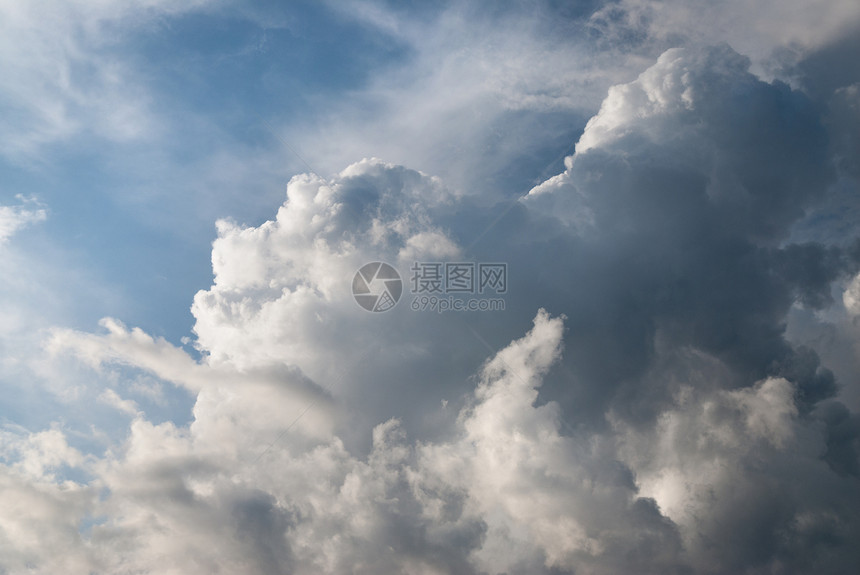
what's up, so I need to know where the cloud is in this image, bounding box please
[190,158,459,375]
[0,197,45,244]
[587,0,860,72]
[98,389,141,417]
[0,425,95,572]
[286,1,646,199]
[274,0,860,207]
[0,468,95,573]
[418,310,686,574]
[613,375,860,573]
[843,272,860,315]
[519,44,853,427]
[0,0,210,161]
[516,43,860,570]
[23,305,860,573]
[3,28,860,575]
[47,317,338,448]
[0,310,681,574]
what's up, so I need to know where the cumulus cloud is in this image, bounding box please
[515,45,860,572]
[191,158,459,375]
[279,0,860,204]
[419,310,686,574]
[520,45,852,425]
[5,309,683,574]
[16,306,860,573]
[3,27,860,575]
[614,376,860,573]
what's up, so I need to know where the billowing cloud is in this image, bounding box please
[10,309,684,574]
[521,44,851,424]
[2,15,860,575]
[191,158,459,374]
[614,376,860,572]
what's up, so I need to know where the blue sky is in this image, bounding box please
[2,1,860,573]
[1,1,411,339]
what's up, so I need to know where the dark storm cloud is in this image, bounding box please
[502,44,854,418]
[493,44,860,572]
[780,24,860,243]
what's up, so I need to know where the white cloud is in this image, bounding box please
[0,468,95,573]
[191,158,459,377]
[843,272,860,316]
[0,426,84,480]
[47,318,338,446]
[26,305,853,574]
[98,389,141,417]
[572,46,750,154]
[0,310,682,574]
[614,375,860,572]
[0,197,46,244]
[419,310,685,574]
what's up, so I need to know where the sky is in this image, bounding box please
[1,0,860,573]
